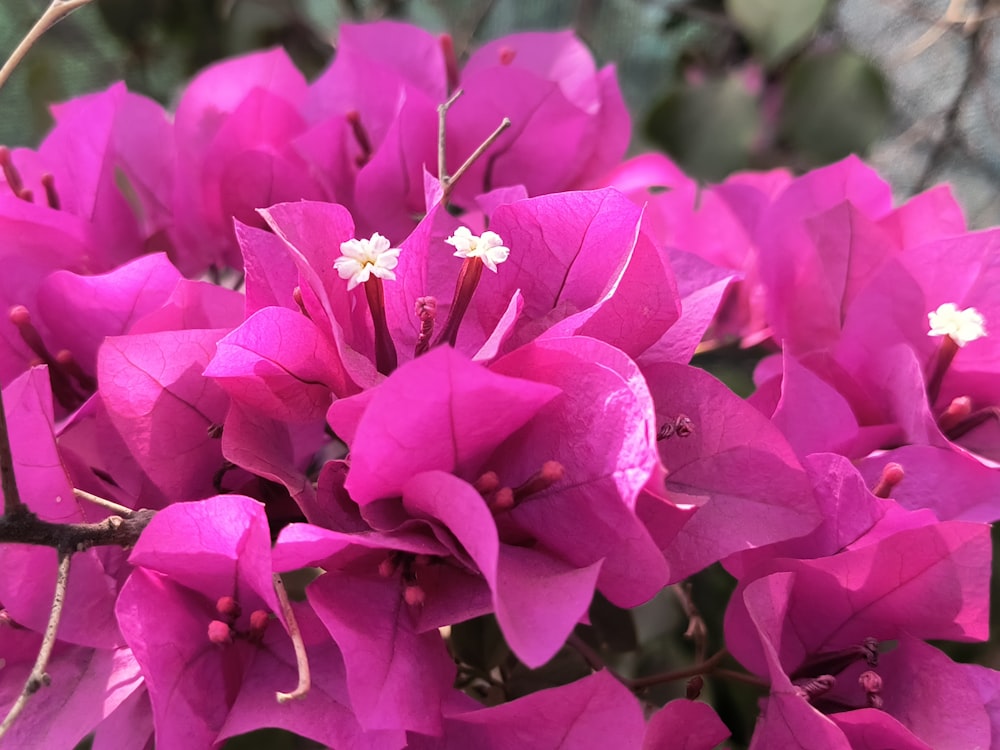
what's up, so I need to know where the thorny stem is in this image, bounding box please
[274,573,312,703]
[0,0,96,93]
[0,552,71,741]
[1,374,154,548]
[0,386,23,516]
[0,508,155,550]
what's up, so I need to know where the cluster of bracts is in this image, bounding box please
[0,20,997,750]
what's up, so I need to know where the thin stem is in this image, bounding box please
[0,385,23,516]
[72,488,135,518]
[926,335,960,406]
[273,573,311,703]
[441,117,511,205]
[0,0,95,93]
[567,632,608,673]
[363,277,398,375]
[625,648,731,691]
[712,667,769,688]
[433,256,484,348]
[671,582,708,662]
[946,405,1000,440]
[0,551,71,741]
[437,88,464,184]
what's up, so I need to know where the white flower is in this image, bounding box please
[445,226,510,273]
[334,233,401,290]
[927,302,987,347]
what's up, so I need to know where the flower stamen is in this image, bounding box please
[335,234,400,374]
[40,173,59,210]
[871,462,904,499]
[345,111,373,167]
[0,146,27,202]
[434,228,509,347]
[413,296,437,357]
[334,233,401,291]
[926,303,987,405]
[439,34,460,94]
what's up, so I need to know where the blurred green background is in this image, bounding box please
[7,1,995,220]
[1,0,894,181]
[5,1,998,748]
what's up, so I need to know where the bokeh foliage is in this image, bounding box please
[2,0,891,180]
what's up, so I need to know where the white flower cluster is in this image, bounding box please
[445,226,510,273]
[334,233,401,290]
[927,302,987,347]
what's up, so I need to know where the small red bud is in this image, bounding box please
[872,462,904,498]
[859,670,882,694]
[490,487,515,514]
[207,619,233,645]
[247,610,270,644]
[540,460,565,483]
[9,305,30,327]
[216,596,241,620]
[474,471,500,495]
[404,585,426,607]
[378,556,397,578]
[685,675,704,700]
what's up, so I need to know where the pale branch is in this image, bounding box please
[0,508,155,552]
[273,573,312,703]
[435,88,511,206]
[0,552,71,741]
[72,488,136,518]
[438,88,465,185]
[442,117,511,205]
[0,0,96,92]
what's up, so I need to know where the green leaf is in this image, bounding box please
[779,50,890,164]
[726,0,828,66]
[646,74,762,181]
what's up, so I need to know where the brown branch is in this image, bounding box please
[567,632,610,673]
[0,551,71,741]
[0,508,155,552]
[625,647,732,691]
[671,581,709,662]
[0,0,96,92]
[0,386,23,516]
